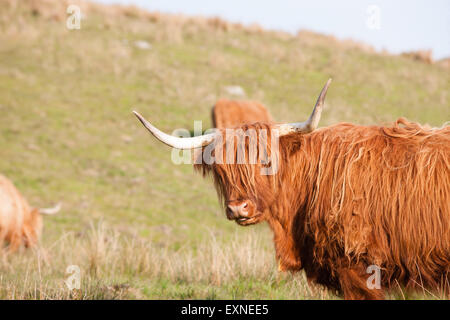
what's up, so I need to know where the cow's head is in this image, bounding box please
[23,208,43,247]
[194,121,279,226]
[134,79,331,226]
[23,203,60,247]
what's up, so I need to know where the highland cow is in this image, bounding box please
[0,174,60,252]
[133,79,450,299]
[212,99,273,129]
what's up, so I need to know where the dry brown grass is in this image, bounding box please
[296,30,376,54]
[1,222,445,299]
[401,50,434,64]
[0,223,333,299]
[6,0,446,70]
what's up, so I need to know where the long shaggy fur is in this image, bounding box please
[196,118,450,299]
[0,175,42,252]
[211,99,273,129]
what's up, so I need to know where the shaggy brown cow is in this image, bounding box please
[0,174,60,252]
[211,99,273,128]
[133,79,450,299]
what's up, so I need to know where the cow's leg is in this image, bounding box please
[277,253,302,272]
[271,221,302,272]
[337,267,385,300]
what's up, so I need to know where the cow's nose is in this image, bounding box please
[226,201,249,219]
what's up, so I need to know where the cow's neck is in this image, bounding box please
[266,178,312,272]
[265,136,317,272]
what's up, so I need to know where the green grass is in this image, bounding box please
[0,0,448,299]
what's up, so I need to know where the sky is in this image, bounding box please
[95,0,450,59]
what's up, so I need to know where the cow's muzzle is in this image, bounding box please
[226,200,262,226]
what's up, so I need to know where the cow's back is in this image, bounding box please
[212,99,273,129]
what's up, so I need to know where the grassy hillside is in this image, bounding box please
[0,0,448,299]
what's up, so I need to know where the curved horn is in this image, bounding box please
[39,202,61,215]
[133,111,217,149]
[277,78,332,136]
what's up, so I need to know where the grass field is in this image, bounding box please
[0,0,448,299]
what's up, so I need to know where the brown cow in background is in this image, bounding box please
[0,174,60,252]
[134,79,449,299]
[212,99,273,129]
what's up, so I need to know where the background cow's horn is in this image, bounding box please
[277,78,332,136]
[133,111,217,149]
[39,202,61,215]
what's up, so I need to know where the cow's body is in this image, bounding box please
[134,80,449,299]
[197,119,450,299]
[212,99,273,128]
[263,119,449,299]
[0,175,42,251]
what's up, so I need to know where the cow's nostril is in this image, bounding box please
[243,203,248,209]
[226,206,234,219]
